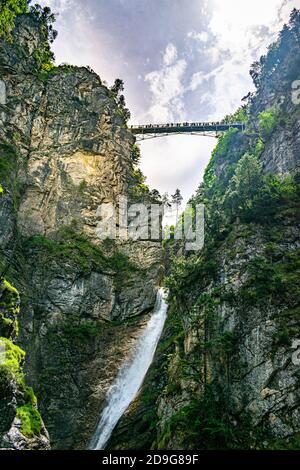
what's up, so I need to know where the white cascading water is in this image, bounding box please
[89,288,168,450]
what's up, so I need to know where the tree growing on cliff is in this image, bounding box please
[27,4,58,72]
[224,153,263,217]
[171,189,183,224]
[131,143,141,165]
[0,0,29,40]
[111,78,124,96]
[258,107,280,141]
[110,78,131,122]
[30,4,58,43]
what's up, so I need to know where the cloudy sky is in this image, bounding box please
[41,0,300,204]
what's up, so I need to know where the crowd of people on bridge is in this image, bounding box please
[130,121,244,130]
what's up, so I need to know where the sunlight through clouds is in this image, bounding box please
[144,44,187,122]
[188,0,300,120]
[39,0,300,205]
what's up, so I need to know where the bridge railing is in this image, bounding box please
[130,121,245,134]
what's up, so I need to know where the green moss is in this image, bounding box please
[0,143,17,184]
[0,278,20,322]
[3,279,19,296]
[16,404,42,438]
[237,248,300,312]
[0,336,25,384]
[24,386,38,406]
[60,319,102,340]
[265,433,300,450]
[0,276,43,439]
[78,179,87,193]
[23,227,140,288]
[0,0,28,41]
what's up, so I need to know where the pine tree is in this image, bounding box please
[224,153,263,216]
[171,189,183,224]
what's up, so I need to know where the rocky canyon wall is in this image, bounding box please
[0,14,162,449]
[108,14,300,450]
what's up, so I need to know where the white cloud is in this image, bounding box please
[189,0,300,119]
[44,0,74,13]
[163,43,178,66]
[187,30,209,42]
[139,135,216,206]
[189,71,206,91]
[38,0,300,205]
[144,44,187,122]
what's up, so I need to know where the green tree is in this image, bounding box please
[224,153,263,216]
[131,144,141,165]
[30,4,57,43]
[110,78,124,96]
[0,0,29,40]
[150,188,161,202]
[258,107,280,140]
[224,105,248,124]
[171,188,183,224]
[110,78,131,122]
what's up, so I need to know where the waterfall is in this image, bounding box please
[89,288,168,450]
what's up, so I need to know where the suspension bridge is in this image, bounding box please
[130,121,245,140]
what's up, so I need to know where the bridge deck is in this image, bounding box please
[130,122,245,135]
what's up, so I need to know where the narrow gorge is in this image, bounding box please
[0,4,300,452]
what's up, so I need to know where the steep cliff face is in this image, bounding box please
[249,25,300,176]
[0,14,162,449]
[109,13,300,450]
[0,279,50,449]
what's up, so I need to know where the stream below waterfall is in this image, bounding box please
[89,288,168,450]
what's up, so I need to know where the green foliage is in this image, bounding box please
[166,255,218,302]
[0,142,17,185]
[78,179,87,193]
[0,336,25,384]
[0,278,20,338]
[23,226,140,285]
[33,46,55,73]
[0,0,28,41]
[57,319,103,341]
[161,13,300,450]
[267,433,300,450]
[16,404,42,437]
[224,105,249,124]
[206,331,236,357]
[0,142,23,207]
[28,5,58,76]
[24,229,107,273]
[156,385,248,450]
[253,138,265,157]
[250,9,300,90]
[0,2,57,75]
[203,128,240,191]
[258,107,280,140]
[265,433,300,450]
[238,248,300,334]
[129,145,161,202]
[110,78,131,122]
[24,385,38,406]
[131,144,141,165]
[155,376,271,450]
[223,153,264,215]
[30,3,57,43]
